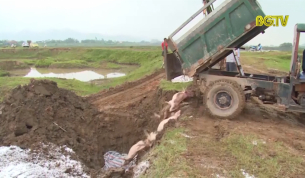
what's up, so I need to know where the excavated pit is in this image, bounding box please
[0,78,179,173]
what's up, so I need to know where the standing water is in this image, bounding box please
[24,68,126,82]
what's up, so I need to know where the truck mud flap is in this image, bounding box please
[165,53,183,81]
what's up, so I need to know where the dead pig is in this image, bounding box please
[157,110,181,132]
[166,89,193,112]
[154,103,173,120]
[124,131,157,163]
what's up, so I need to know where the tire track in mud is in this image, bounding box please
[88,69,165,112]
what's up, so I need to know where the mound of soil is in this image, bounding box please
[0,78,170,173]
[0,79,102,169]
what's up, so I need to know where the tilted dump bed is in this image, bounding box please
[166,0,269,79]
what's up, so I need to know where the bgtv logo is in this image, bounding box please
[256,15,289,27]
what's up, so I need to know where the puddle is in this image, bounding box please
[24,68,126,82]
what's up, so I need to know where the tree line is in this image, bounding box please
[0,38,161,47]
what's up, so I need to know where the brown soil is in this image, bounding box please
[0,69,168,177]
[180,96,305,177]
[0,60,29,70]
[0,79,102,170]
[243,65,288,76]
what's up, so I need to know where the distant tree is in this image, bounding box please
[279,42,292,51]
[64,38,79,43]
[279,42,292,48]
[9,40,17,45]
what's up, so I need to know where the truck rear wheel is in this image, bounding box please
[203,79,245,119]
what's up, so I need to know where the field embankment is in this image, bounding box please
[0,47,163,101]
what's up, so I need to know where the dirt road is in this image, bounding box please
[87,69,165,114]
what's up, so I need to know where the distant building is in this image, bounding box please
[22,42,29,47]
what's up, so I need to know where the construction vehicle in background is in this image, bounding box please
[30,43,39,48]
[164,0,305,119]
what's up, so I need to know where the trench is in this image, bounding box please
[89,88,178,169]
[0,77,178,173]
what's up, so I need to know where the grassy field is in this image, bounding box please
[0,47,163,101]
[144,127,304,178]
[240,51,293,72]
[0,48,298,101]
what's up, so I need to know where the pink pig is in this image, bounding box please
[124,132,157,161]
[157,110,181,132]
[167,89,191,112]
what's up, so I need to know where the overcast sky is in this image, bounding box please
[0,0,304,45]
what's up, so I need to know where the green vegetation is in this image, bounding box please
[159,79,191,91]
[0,47,162,69]
[143,128,196,178]
[241,51,292,72]
[0,77,101,101]
[106,62,122,69]
[145,129,304,178]
[0,70,9,77]
[191,133,304,177]
[34,58,54,67]
[223,134,304,177]
[0,47,163,100]
[0,49,299,102]
[0,39,161,48]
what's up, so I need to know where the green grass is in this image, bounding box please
[0,77,101,101]
[215,134,303,178]
[0,70,9,77]
[0,48,163,100]
[106,62,121,69]
[146,129,305,178]
[142,128,196,178]
[159,79,192,91]
[34,58,54,67]
[49,60,94,68]
[241,51,296,72]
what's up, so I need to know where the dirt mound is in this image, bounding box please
[0,79,102,169]
[0,77,169,173]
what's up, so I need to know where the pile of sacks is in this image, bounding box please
[103,88,194,176]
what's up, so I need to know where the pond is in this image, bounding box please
[8,66,138,82]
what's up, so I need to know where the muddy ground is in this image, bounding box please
[0,69,171,177]
[178,97,305,177]
[1,67,305,177]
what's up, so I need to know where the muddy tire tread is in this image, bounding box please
[203,79,246,119]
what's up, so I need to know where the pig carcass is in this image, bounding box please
[124,131,157,162]
[157,110,181,132]
[154,103,174,120]
[167,89,193,112]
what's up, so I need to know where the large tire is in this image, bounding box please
[203,79,246,119]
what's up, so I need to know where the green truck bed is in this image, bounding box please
[166,0,269,79]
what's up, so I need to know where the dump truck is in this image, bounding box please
[165,0,305,119]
